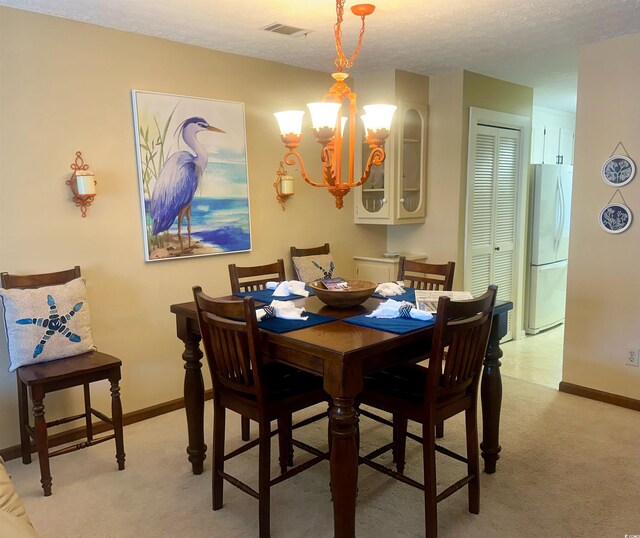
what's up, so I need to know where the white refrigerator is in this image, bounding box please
[526,164,572,335]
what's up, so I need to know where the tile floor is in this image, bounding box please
[499,325,564,389]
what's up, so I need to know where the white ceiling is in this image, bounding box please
[3,0,640,112]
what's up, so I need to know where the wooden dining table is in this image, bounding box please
[170,293,512,538]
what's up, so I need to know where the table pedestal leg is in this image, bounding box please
[480,324,504,474]
[329,396,359,538]
[179,325,206,475]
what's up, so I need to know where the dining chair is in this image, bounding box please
[289,243,333,281]
[360,257,456,439]
[0,267,125,496]
[290,242,331,259]
[228,259,286,440]
[358,285,497,537]
[228,259,286,294]
[396,257,455,291]
[192,288,329,538]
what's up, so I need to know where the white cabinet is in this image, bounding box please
[354,254,427,283]
[530,107,575,165]
[542,126,560,164]
[557,128,574,165]
[531,126,546,164]
[354,101,427,224]
[353,71,428,225]
[541,127,574,165]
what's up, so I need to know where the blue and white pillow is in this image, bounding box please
[292,254,335,282]
[0,277,94,372]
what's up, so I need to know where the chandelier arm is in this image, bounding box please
[353,147,385,187]
[321,145,338,186]
[283,150,324,187]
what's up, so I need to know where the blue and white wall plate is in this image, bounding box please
[601,155,636,186]
[599,203,632,234]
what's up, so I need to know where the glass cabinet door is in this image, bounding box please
[400,107,424,214]
[361,142,385,214]
[354,100,426,225]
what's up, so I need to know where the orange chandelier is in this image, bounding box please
[274,1,396,209]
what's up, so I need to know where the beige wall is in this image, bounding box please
[387,71,464,281]
[388,71,533,291]
[0,7,386,448]
[563,34,640,399]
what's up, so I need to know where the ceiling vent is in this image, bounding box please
[262,23,310,37]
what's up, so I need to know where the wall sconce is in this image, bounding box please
[66,151,97,217]
[274,161,294,210]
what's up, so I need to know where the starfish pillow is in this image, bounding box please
[292,254,336,282]
[0,277,94,372]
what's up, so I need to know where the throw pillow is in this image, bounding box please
[292,254,336,282]
[0,277,94,372]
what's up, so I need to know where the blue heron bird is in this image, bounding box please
[150,116,225,252]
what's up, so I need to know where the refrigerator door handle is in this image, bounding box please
[554,175,562,254]
[559,173,566,246]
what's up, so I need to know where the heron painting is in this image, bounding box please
[132,91,252,261]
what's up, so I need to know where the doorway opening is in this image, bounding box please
[500,325,563,389]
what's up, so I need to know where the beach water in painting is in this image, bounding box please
[144,196,250,256]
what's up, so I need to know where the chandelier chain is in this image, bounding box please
[334,0,367,72]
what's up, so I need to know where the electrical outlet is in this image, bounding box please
[627,349,640,367]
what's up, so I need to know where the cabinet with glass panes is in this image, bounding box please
[353,70,428,225]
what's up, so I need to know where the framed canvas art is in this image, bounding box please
[132,90,252,261]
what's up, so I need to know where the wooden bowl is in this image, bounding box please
[309,279,377,308]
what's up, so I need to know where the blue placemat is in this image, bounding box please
[235,285,315,303]
[371,287,416,303]
[343,313,435,334]
[258,312,336,334]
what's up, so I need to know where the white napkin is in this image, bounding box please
[256,300,308,322]
[374,282,406,297]
[266,280,309,298]
[366,299,433,321]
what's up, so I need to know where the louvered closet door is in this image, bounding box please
[466,124,520,340]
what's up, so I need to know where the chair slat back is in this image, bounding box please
[1,266,81,289]
[397,258,454,291]
[193,287,264,398]
[426,285,497,404]
[290,243,330,258]
[228,260,286,294]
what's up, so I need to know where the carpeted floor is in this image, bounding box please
[5,370,640,538]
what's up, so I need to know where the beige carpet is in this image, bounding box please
[5,374,640,538]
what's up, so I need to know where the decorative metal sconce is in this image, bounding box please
[67,151,97,217]
[274,161,294,210]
